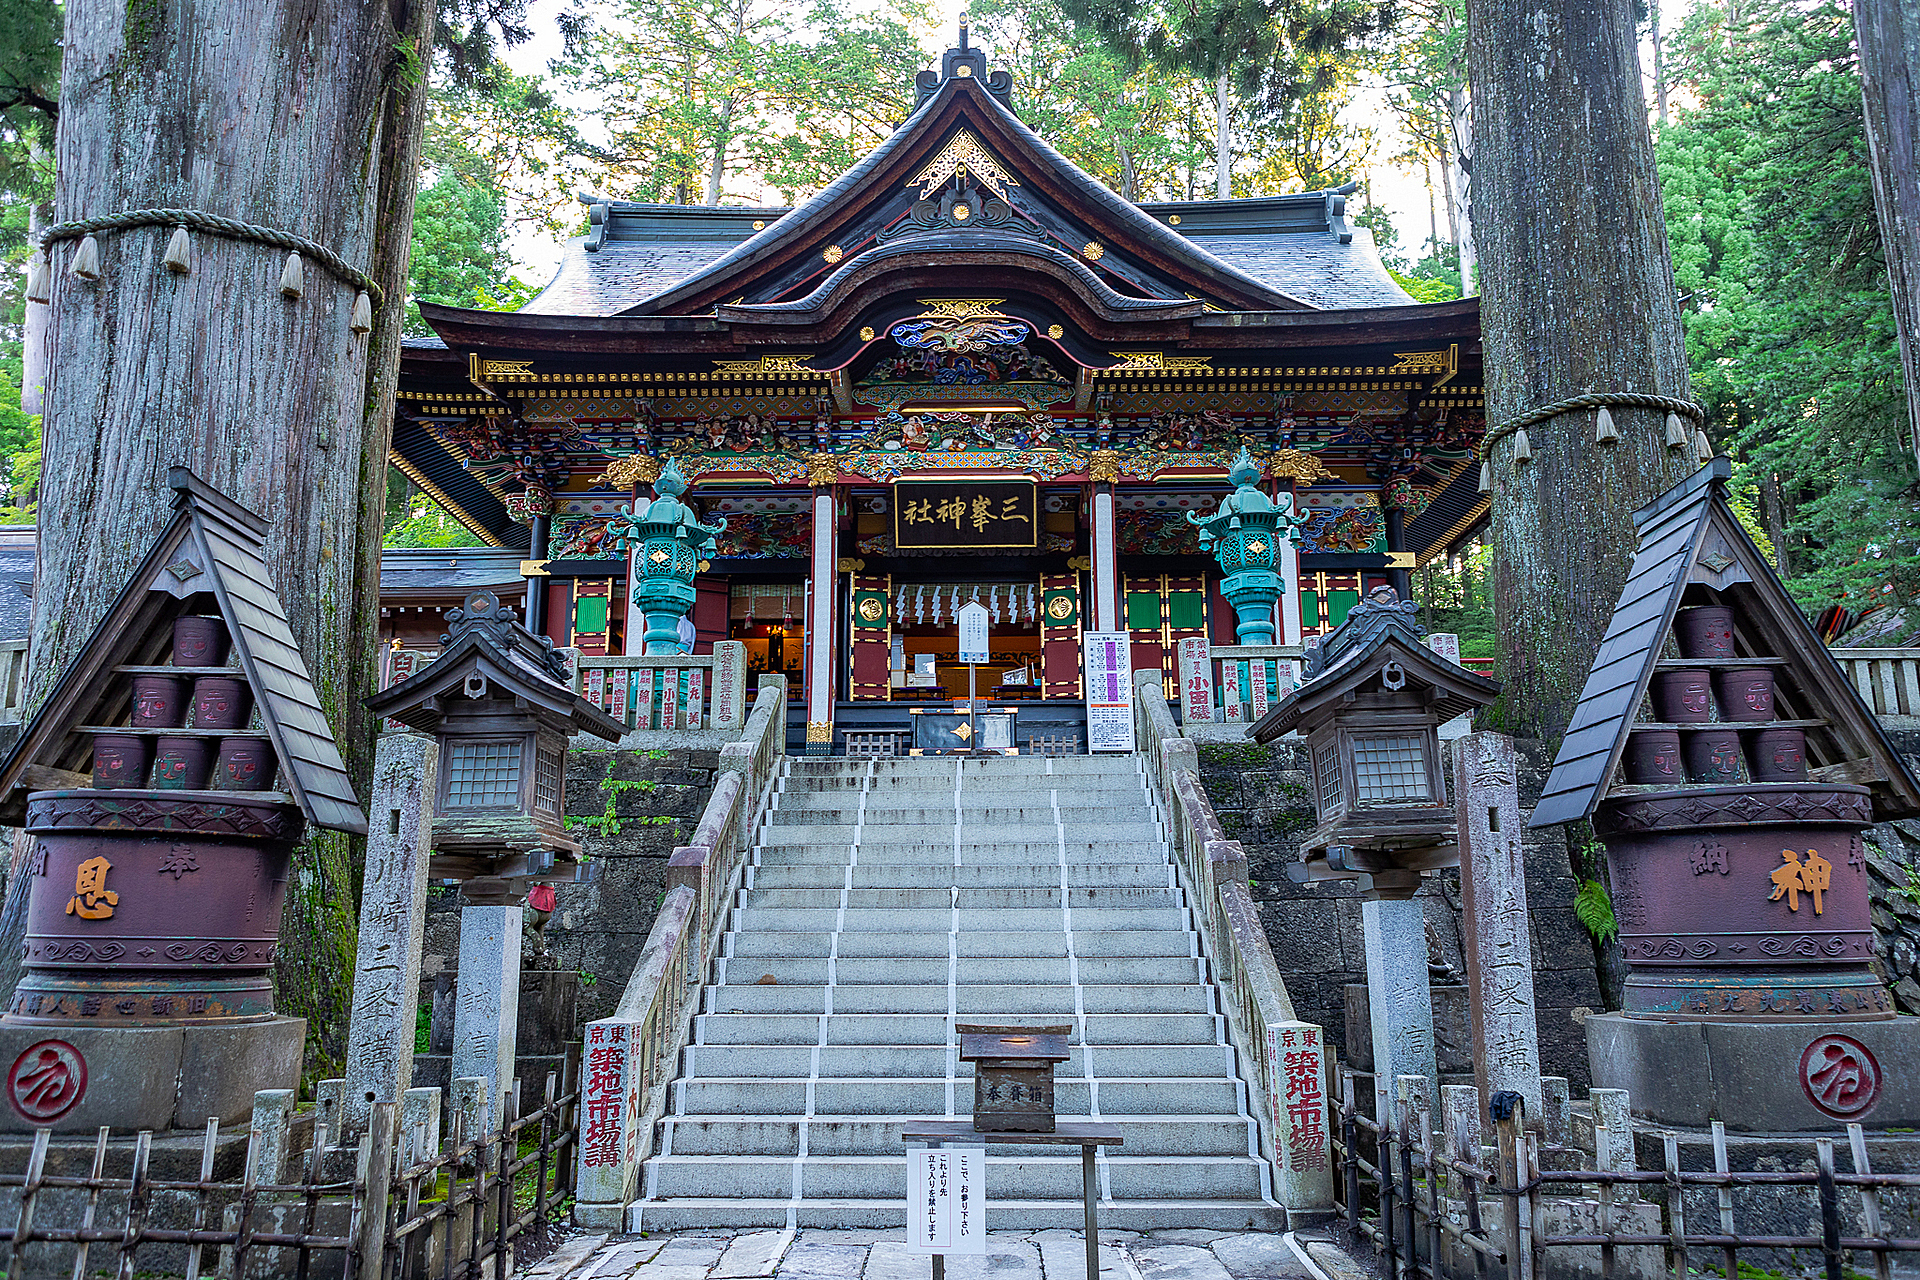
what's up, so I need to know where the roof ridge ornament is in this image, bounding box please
[915,26,1014,110]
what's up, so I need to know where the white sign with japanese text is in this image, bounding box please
[907,1146,987,1254]
[958,602,990,665]
[1081,631,1135,753]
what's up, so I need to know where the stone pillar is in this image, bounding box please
[1177,636,1214,724]
[1362,897,1438,1126]
[1091,482,1119,634]
[1454,732,1544,1122]
[451,904,523,1114]
[1275,479,1304,652]
[344,734,438,1134]
[249,1088,296,1183]
[711,640,748,732]
[805,484,837,754]
[1266,1020,1334,1217]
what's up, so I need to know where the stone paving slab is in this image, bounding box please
[533,1223,1341,1280]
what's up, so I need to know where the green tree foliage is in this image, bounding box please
[1658,0,1919,612]
[383,466,487,547]
[1413,541,1492,658]
[405,169,538,335]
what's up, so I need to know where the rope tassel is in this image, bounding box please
[350,290,373,334]
[1666,413,1689,449]
[70,235,101,281]
[1593,407,1620,446]
[1511,428,1533,465]
[24,251,48,303]
[1478,459,1492,494]
[1692,429,1714,465]
[162,226,192,275]
[279,252,304,299]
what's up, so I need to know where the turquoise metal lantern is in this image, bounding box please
[607,459,727,655]
[1188,448,1308,645]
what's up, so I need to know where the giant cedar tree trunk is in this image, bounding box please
[5,0,433,1072]
[1469,0,1694,742]
[1854,0,1920,470]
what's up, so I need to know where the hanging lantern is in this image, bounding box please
[162,226,192,275]
[70,235,102,281]
[279,252,305,299]
[1594,407,1620,446]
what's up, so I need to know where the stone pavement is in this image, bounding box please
[524,1226,1366,1280]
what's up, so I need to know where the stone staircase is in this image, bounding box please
[627,753,1286,1232]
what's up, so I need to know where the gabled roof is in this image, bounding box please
[0,469,367,835]
[365,589,625,742]
[1248,593,1501,741]
[1532,457,1920,828]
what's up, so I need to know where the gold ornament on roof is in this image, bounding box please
[807,453,840,488]
[1088,450,1122,483]
[1046,324,1064,339]
[823,245,844,264]
[601,454,662,489]
[914,298,1008,320]
[860,326,876,341]
[1082,241,1104,261]
[1264,449,1336,484]
[910,131,1020,202]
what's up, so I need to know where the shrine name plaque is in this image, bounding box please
[893,481,1038,550]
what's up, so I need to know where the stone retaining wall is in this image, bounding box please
[1195,737,1605,1090]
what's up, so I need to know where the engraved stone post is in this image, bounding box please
[1455,731,1545,1122]
[1590,1087,1637,1171]
[712,640,747,732]
[451,905,523,1111]
[400,1086,442,1165]
[344,734,438,1134]
[1177,636,1215,723]
[1362,897,1438,1126]
[1266,1020,1334,1216]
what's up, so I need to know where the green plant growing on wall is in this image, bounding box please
[1574,879,1619,945]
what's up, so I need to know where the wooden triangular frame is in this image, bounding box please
[0,468,367,834]
[1533,457,1920,828]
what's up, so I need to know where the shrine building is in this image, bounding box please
[390,32,1486,752]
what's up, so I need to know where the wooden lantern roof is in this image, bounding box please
[1532,457,1920,828]
[0,469,367,835]
[365,589,626,743]
[1247,590,1502,743]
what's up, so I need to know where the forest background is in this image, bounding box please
[0,0,1913,657]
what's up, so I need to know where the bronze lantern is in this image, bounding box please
[958,1023,1071,1132]
[1247,587,1500,899]
[367,589,624,897]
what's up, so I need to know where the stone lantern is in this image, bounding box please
[1247,587,1499,899]
[607,458,726,655]
[1188,447,1308,644]
[958,1023,1071,1132]
[366,589,625,895]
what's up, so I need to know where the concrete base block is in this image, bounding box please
[1586,1012,1920,1131]
[0,1016,304,1133]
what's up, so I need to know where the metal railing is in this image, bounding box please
[0,1073,575,1280]
[1830,647,1920,716]
[573,676,788,1225]
[1132,669,1333,1215]
[1335,1070,1920,1280]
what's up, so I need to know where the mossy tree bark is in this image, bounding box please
[1468,0,1695,743]
[4,0,434,1073]
[1854,0,1920,470]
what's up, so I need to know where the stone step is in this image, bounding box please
[773,789,1153,810]
[751,840,1169,865]
[701,983,1219,1017]
[712,955,1206,987]
[627,1196,1286,1232]
[669,1075,1246,1118]
[724,929,1196,961]
[655,1114,1257,1157]
[769,805,1155,826]
[729,907,1193,933]
[689,1011,1226,1046]
[677,1042,1232,1079]
[746,864,1176,890]
[642,1154,1271,1202]
[738,886,1183,910]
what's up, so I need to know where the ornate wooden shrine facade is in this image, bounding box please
[391,33,1487,750]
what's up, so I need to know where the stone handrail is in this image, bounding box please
[573,676,788,1225]
[1830,647,1920,717]
[1133,669,1335,1217]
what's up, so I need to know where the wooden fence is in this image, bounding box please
[0,1073,575,1279]
[1334,1069,1920,1280]
[1830,648,1920,717]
